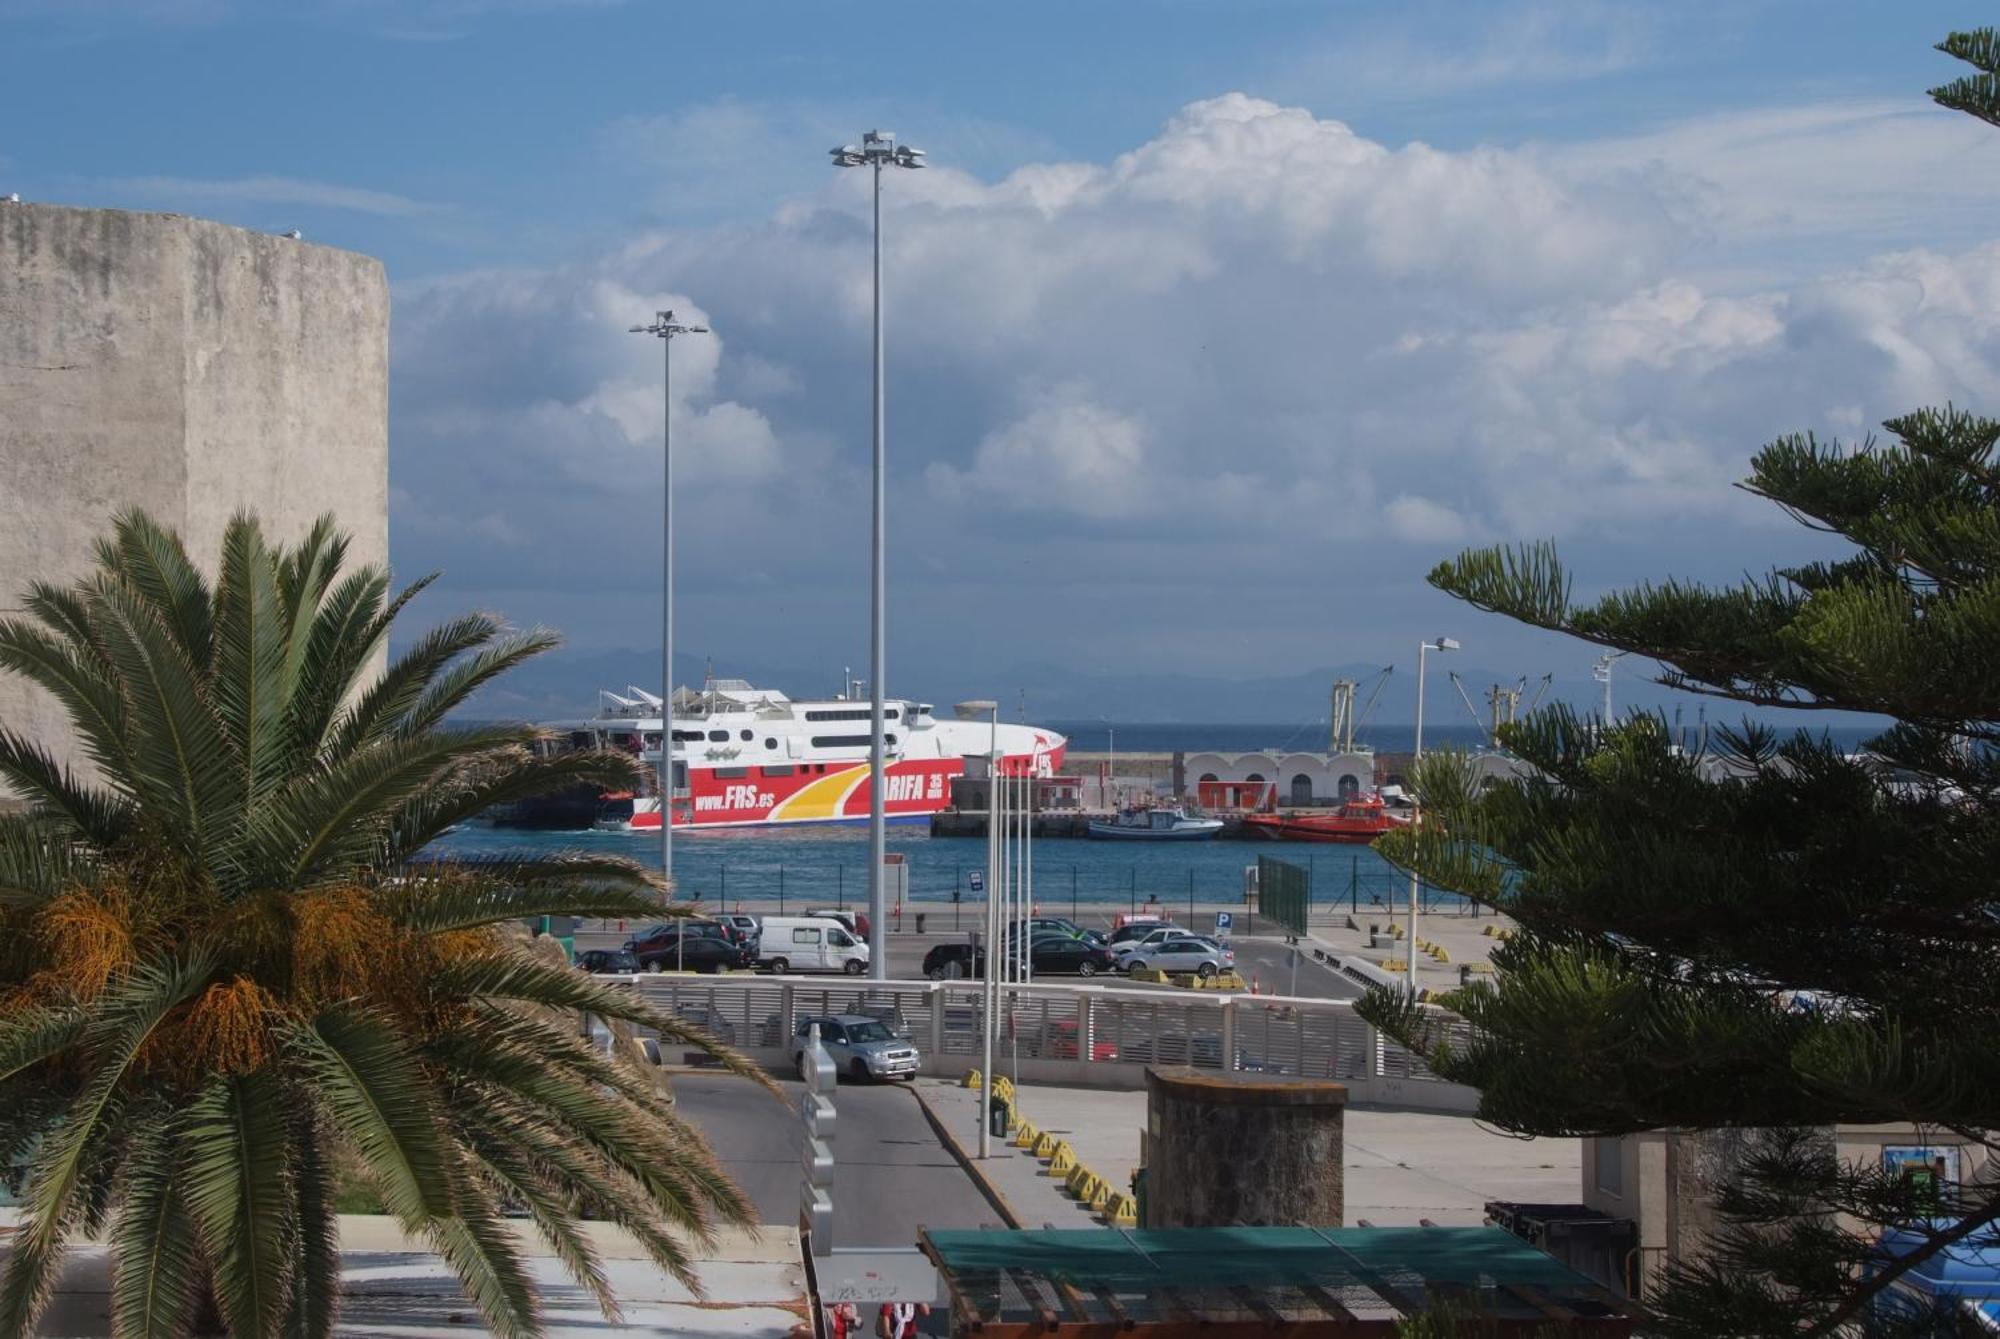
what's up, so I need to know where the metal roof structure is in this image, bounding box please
[919,1226,1636,1336]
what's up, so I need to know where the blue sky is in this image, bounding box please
[6,1,1999,717]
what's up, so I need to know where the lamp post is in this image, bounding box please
[628,311,709,881]
[957,701,1000,1157]
[832,129,925,979]
[1099,717,1115,810]
[1593,652,1625,726]
[1409,636,1459,993]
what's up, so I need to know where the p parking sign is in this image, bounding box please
[1214,910,1233,940]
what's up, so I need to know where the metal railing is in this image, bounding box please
[610,975,1480,1112]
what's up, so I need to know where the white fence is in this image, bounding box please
[611,976,1481,1113]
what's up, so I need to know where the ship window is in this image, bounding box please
[673,730,704,742]
[804,708,900,722]
[764,765,794,778]
[740,729,753,741]
[707,730,728,742]
[765,737,777,749]
[811,735,871,749]
[715,767,749,779]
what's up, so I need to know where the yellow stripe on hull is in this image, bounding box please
[770,764,868,821]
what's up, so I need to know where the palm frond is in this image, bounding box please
[100,510,215,675]
[210,514,294,811]
[388,866,666,934]
[0,616,139,794]
[439,949,768,1082]
[0,735,128,851]
[394,629,562,739]
[87,579,237,860]
[426,1185,540,1339]
[285,565,391,765]
[289,1008,452,1226]
[381,748,643,864]
[249,724,538,885]
[284,1111,341,1339]
[0,957,209,1339]
[459,1121,620,1321]
[181,1070,296,1339]
[109,1121,200,1339]
[326,612,505,756]
[0,1007,89,1084]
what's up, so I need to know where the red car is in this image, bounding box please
[1039,1018,1118,1063]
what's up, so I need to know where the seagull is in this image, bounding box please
[281,228,303,239]
[3,193,20,204]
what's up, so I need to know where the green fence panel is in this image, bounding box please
[1257,855,1309,937]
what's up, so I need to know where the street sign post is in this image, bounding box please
[969,869,984,895]
[1213,910,1233,941]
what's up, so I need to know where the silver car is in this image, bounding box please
[1124,935,1235,978]
[791,1013,921,1082]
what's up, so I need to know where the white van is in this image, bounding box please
[758,916,870,975]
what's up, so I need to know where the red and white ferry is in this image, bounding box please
[540,679,1064,831]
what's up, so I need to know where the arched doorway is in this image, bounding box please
[1338,773,1361,799]
[1290,773,1314,805]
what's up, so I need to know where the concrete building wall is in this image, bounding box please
[0,202,388,781]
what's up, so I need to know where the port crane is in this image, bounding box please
[1447,671,1553,746]
[1329,667,1393,752]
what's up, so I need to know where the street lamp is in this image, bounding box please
[1593,652,1626,726]
[628,310,709,881]
[832,129,925,980]
[955,699,1000,1158]
[1409,636,1459,993]
[1098,716,1115,809]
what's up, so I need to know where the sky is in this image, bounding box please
[6,0,2000,719]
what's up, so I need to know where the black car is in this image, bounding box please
[626,926,753,973]
[1027,933,1116,977]
[922,942,986,980]
[574,948,639,974]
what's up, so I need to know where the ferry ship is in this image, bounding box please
[534,679,1064,831]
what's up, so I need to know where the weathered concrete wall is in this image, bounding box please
[1142,1066,1348,1228]
[0,201,388,782]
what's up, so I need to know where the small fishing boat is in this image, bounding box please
[1240,793,1408,843]
[1087,806,1225,841]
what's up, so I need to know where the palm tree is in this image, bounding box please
[0,510,756,1338]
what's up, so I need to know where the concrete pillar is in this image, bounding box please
[1142,1066,1347,1228]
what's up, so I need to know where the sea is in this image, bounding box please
[427,718,1885,917]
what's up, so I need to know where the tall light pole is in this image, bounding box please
[956,701,1000,1158]
[832,129,925,979]
[1409,636,1459,993]
[1593,652,1625,726]
[628,310,708,881]
[1098,717,1115,809]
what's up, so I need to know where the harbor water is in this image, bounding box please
[428,820,1457,918]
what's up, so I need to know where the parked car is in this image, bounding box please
[1108,918,1178,947]
[573,948,639,974]
[791,1013,920,1082]
[624,925,754,973]
[803,907,870,940]
[922,942,986,980]
[1121,935,1235,978]
[757,916,870,975]
[1027,933,1117,977]
[1035,1018,1117,1062]
[720,913,762,947]
[845,997,914,1040]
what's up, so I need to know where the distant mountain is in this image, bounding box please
[453,644,1884,732]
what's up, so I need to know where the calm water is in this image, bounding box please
[428,820,1430,917]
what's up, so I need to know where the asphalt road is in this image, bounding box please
[671,1072,1006,1246]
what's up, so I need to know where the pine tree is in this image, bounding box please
[1358,30,2000,1337]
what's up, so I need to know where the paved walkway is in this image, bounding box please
[914,1078,1576,1229]
[6,1212,808,1338]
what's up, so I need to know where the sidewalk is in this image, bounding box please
[915,1077,1575,1230]
[6,1212,808,1338]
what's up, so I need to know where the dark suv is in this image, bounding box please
[625,924,754,973]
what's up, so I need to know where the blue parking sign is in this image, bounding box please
[969,871,984,894]
[1214,911,1233,938]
